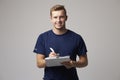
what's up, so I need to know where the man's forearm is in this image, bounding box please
[72,60,88,68]
[37,59,46,68]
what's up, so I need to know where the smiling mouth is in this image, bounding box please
[57,24,63,27]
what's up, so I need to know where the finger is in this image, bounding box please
[49,52,57,57]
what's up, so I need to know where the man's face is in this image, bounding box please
[50,10,67,30]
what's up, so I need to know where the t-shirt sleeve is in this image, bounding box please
[77,36,87,56]
[33,34,45,55]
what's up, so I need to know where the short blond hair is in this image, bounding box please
[50,4,67,16]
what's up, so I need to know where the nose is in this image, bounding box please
[57,17,61,22]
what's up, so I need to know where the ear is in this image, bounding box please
[65,15,68,21]
[50,16,52,22]
[50,16,52,19]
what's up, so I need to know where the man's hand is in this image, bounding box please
[61,60,74,69]
[49,52,59,57]
[61,54,88,69]
[49,52,57,57]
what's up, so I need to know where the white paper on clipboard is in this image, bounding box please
[45,56,70,67]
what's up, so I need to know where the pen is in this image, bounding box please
[50,47,59,58]
[50,47,55,52]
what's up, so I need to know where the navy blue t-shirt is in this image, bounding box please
[33,30,87,80]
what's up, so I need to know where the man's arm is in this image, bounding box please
[61,54,88,69]
[36,54,46,68]
[36,52,59,68]
[73,54,88,68]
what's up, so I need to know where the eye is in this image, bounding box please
[53,16,57,19]
[60,16,66,19]
[61,16,64,18]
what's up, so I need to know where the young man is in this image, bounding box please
[33,4,88,80]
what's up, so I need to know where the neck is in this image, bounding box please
[52,27,68,35]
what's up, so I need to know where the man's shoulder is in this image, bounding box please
[40,30,52,36]
[68,30,81,37]
[37,30,52,39]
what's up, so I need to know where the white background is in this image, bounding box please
[0,0,120,80]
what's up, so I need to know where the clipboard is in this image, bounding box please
[45,56,70,67]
